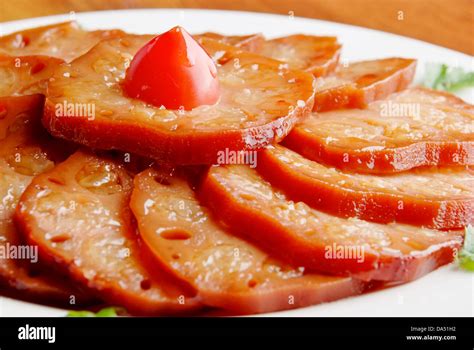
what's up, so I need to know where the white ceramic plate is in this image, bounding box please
[0,9,472,317]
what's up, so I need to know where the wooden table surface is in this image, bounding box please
[0,0,472,55]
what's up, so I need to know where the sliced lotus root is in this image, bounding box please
[306,57,417,112]
[43,35,315,164]
[284,87,474,173]
[0,21,124,62]
[259,34,341,77]
[130,168,366,314]
[0,54,63,96]
[196,32,264,52]
[16,150,201,315]
[0,94,90,305]
[258,145,474,229]
[199,165,463,282]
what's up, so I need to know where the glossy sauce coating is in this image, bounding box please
[130,168,366,314]
[16,151,200,315]
[284,87,474,173]
[0,21,124,62]
[43,35,315,164]
[200,165,463,281]
[259,145,474,229]
[311,57,416,111]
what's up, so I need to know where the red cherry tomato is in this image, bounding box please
[122,26,220,110]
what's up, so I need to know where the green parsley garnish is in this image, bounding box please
[423,63,474,92]
[67,306,118,317]
[457,226,474,271]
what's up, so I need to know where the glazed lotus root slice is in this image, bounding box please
[284,87,474,173]
[200,34,340,77]
[0,96,91,304]
[199,165,464,282]
[249,37,413,111]
[195,32,264,52]
[259,35,341,77]
[310,57,416,112]
[258,145,474,230]
[0,54,63,96]
[130,168,366,314]
[0,21,125,62]
[15,151,200,315]
[43,35,315,165]
[0,58,84,304]
[0,55,63,135]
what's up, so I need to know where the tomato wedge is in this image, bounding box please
[258,145,474,230]
[15,151,200,315]
[130,168,366,314]
[0,21,124,62]
[310,57,416,112]
[259,35,341,77]
[123,26,220,110]
[199,165,463,282]
[43,35,315,164]
[284,87,474,173]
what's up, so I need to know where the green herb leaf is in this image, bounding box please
[95,307,118,317]
[457,225,474,271]
[67,307,118,317]
[423,63,474,92]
